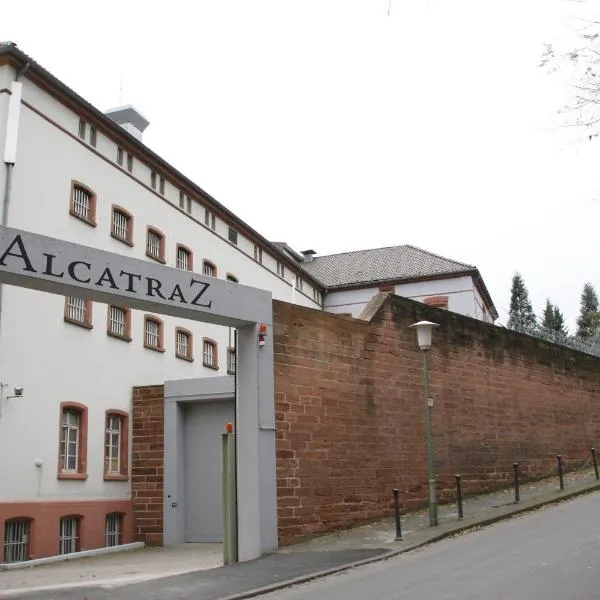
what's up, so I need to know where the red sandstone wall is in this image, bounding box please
[131,385,165,545]
[273,296,600,544]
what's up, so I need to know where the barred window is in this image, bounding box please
[59,517,79,555]
[202,260,216,278]
[176,245,192,271]
[70,183,96,225]
[105,514,122,547]
[144,316,163,351]
[227,348,236,374]
[146,228,165,262]
[3,520,30,563]
[203,339,217,369]
[111,207,133,244]
[64,296,92,328]
[175,329,193,361]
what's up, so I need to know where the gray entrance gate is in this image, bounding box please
[0,225,278,562]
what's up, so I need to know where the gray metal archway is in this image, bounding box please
[0,225,277,561]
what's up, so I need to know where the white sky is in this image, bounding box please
[3,0,600,328]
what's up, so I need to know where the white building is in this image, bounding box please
[0,41,496,562]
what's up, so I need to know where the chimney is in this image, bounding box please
[301,249,317,263]
[105,105,150,142]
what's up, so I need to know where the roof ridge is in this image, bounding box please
[313,244,410,260]
[402,244,475,269]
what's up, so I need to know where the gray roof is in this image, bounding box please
[301,245,476,288]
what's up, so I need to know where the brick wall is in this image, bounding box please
[131,385,165,545]
[273,295,600,544]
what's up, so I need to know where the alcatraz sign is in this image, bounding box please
[0,226,271,327]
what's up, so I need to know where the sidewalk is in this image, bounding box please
[1,467,599,600]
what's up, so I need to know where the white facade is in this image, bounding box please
[324,275,494,322]
[0,60,320,512]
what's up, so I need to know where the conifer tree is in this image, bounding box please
[576,283,600,340]
[507,272,536,330]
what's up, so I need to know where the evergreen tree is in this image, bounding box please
[541,298,568,338]
[576,283,600,340]
[552,305,568,338]
[507,272,536,330]
[541,299,555,331]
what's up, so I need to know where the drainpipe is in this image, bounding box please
[0,61,31,341]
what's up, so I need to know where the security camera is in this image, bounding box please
[13,386,23,397]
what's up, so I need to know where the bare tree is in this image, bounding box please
[541,2,600,138]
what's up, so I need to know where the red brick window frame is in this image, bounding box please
[146,227,166,263]
[144,315,165,352]
[58,402,88,480]
[69,181,97,227]
[111,205,134,247]
[424,295,449,310]
[176,244,193,271]
[106,305,132,341]
[175,328,194,362]
[202,260,217,278]
[226,273,239,283]
[104,410,129,481]
[202,338,218,370]
[64,296,93,329]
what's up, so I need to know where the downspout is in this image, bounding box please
[0,61,31,341]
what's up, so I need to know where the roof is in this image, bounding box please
[0,42,323,290]
[302,244,498,318]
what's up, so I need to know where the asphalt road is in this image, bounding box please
[261,492,600,600]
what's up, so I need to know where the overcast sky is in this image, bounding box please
[3,0,599,328]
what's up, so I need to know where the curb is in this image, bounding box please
[219,481,600,600]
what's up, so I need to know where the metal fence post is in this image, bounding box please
[557,455,564,491]
[455,474,464,519]
[393,489,402,540]
[513,462,520,504]
[591,448,599,481]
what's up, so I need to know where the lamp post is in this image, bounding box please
[409,320,439,527]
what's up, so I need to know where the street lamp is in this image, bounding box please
[409,320,439,527]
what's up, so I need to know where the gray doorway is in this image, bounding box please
[184,399,234,542]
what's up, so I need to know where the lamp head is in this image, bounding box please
[409,321,439,351]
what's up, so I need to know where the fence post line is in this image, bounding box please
[513,462,520,504]
[393,489,402,541]
[557,455,564,491]
[591,448,599,481]
[455,474,464,519]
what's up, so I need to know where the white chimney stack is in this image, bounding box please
[105,105,149,142]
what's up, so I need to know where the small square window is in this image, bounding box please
[176,245,192,271]
[202,260,216,278]
[227,348,236,374]
[70,182,97,226]
[146,228,165,262]
[203,339,217,369]
[175,328,193,361]
[107,305,131,341]
[144,316,164,351]
[64,296,93,329]
[111,206,133,245]
[228,228,238,245]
